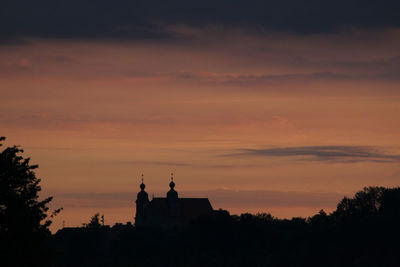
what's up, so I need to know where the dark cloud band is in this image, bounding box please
[1,0,400,42]
[226,146,400,163]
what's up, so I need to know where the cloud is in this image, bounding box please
[117,160,259,169]
[173,68,400,86]
[174,71,350,86]
[1,1,400,42]
[226,146,400,163]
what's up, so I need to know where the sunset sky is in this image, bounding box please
[1,1,400,231]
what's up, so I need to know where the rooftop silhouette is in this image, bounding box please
[135,174,216,227]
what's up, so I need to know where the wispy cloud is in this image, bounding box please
[116,160,258,169]
[225,146,400,163]
[173,69,400,86]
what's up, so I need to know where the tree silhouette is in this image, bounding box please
[85,213,102,228]
[333,186,386,224]
[0,137,61,266]
[48,185,400,266]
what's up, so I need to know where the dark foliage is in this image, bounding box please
[0,137,61,267]
[83,213,103,228]
[51,186,400,267]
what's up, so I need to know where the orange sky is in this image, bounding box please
[1,28,400,232]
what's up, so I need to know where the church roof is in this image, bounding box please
[150,197,213,224]
[150,198,169,217]
[179,198,213,223]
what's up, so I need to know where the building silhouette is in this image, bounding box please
[135,175,214,227]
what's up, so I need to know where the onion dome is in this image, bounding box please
[169,180,175,189]
[139,173,146,190]
[137,174,149,202]
[167,173,178,199]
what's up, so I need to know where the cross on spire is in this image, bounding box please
[141,173,144,183]
[171,172,174,181]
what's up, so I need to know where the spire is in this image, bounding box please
[167,172,178,199]
[140,173,145,190]
[169,172,175,189]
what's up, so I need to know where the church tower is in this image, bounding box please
[135,174,149,226]
[167,173,180,226]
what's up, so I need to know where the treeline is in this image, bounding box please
[2,137,398,266]
[51,186,400,267]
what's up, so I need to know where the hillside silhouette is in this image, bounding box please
[51,186,400,267]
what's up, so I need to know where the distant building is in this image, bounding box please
[135,175,214,227]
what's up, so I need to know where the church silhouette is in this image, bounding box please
[135,174,214,227]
